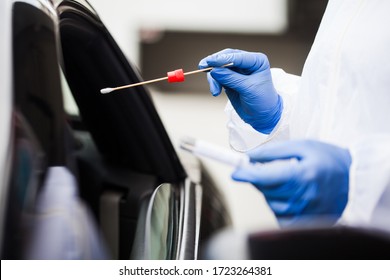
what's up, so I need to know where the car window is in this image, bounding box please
[148,183,175,259]
[131,183,177,260]
[58,3,186,181]
[60,69,79,116]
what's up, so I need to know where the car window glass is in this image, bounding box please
[147,183,175,259]
[60,69,79,116]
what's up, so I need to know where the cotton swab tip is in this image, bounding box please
[100,88,113,94]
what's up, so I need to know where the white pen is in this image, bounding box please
[179,137,250,167]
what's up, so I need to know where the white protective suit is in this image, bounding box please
[225,0,390,231]
[25,167,108,259]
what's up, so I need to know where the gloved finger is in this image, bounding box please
[267,199,307,217]
[207,72,222,96]
[267,200,293,217]
[231,160,299,187]
[247,141,309,163]
[260,179,305,200]
[207,51,269,74]
[269,201,309,223]
[198,57,210,69]
[209,68,273,107]
[198,49,241,69]
[209,67,254,92]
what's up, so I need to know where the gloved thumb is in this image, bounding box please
[207,72,222,96]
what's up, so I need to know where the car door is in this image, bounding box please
[1,0,230,260]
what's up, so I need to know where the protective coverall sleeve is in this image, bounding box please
[225,68,301,152]
[339,135,390,231]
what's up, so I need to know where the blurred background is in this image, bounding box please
[87,0,328,232]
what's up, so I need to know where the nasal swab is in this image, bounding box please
[100,63,233,94]
[179,137,250,167]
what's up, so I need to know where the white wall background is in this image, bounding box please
[89,0,288,64]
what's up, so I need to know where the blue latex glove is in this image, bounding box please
[199,49,283,134]
[232,140,351,227]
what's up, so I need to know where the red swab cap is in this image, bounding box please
[167,69,185,83]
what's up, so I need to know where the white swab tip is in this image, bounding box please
[100,88,113,94]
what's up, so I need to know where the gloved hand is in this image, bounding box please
[198,49,283,134]
[232,140,351,227]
